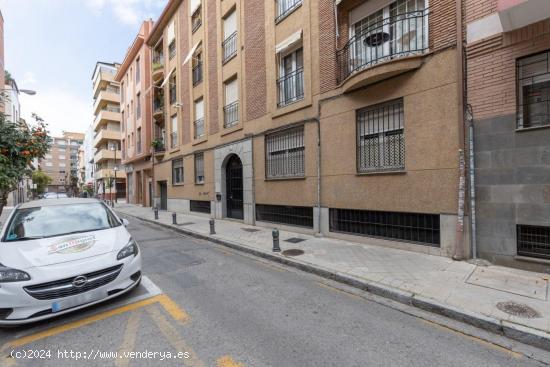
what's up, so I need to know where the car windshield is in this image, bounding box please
[3,203,121,242]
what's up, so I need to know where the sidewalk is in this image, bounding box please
[115,203,550,351]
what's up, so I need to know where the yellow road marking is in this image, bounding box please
[420,319,523,359]
[115,310,142,367]
[156,294,189,323]
[217,355,245,367]
[146,306,203,367]
[316,281,362,300]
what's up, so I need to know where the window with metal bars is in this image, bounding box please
[169,74,177,105]
[275,0,302,23]
[517,50,550,129]
[357,99,404,172]
[194,152,204,184]
[190,200,211,214]
[191,6,202,33]
[330,208,440,246]
[169,40,176,60]
[517,224,550,260]
[256,204,313,228]
[172,158,184,185]
[265,127,305,178]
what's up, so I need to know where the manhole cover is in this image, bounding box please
[496,301,541,319]
[177,222,195,226]
[285,237,306,244]
[241,228,260,233]
[282,249,305,256]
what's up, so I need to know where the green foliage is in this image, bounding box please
[31,169,52,195]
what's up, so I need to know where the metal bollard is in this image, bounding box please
[172,212,177,225]
[209,219,216,235]
[272,229,281,252]
[154,207,159,220]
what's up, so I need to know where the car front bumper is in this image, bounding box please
[0,251,141,326]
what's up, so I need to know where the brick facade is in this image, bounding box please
[207,0,220,134]
[244,0,267,121]
[179,3,191,145]
[319,0,337,93]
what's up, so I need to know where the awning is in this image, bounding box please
[160,67,176,88]
[182,42,200,65]
[190,0,201,15]
[275,30,302,54]
[335,0,343,5]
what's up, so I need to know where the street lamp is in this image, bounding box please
[111,145,118,205]
[20,89,37,95]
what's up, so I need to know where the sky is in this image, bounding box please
[0,0,167,136]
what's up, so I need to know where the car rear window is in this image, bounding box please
[2,203,121,242]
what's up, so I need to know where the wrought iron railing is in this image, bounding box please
[194,118,205,139]
[222,32,237,64]
[170,131,178,148]
[277,67,304,107]
[169,41,176,60]
[275,0,302,23]
[192,7,202,33]
[153,98,164,115]
[192,62,202,86]
[336,9,428,84]
[223,101,239,128]
[152,53,164,72]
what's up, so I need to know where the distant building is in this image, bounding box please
[39,132,85,194]
[82,124,96,190]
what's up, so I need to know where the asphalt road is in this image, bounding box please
[1,213,548,367]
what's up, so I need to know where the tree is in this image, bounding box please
[63,172,79,197]
[31,169,52,196]
[0,112,52,216]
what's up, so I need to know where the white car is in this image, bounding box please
[0,198,141,325]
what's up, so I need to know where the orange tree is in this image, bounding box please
[0,112,52,215]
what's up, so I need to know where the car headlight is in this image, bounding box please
[0,263,31,282]
[117,239,139,260]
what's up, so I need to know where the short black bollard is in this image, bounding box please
[272,228,281,252]
[209,219,216,235]
[172,212,177,224]
[154,207,159,220]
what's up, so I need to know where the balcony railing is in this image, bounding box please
[153,98,164,115]
[192,62,203,86]
[170,131,178,148]
[275,0,302,23]
[222,32,237,64]
[277,67,304,108]
[223,101,239,128]
[169,41,176,60]
[192,7,202,33]
[152,54,164,72]
[194,118,205,139]
[336,9,428,84]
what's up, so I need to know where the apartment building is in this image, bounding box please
[116,20,154,206]
[465,0,550,271]
[40,132,84,194]
[92,61,126,201]
[82,125,96,189]
[144,0,465,257]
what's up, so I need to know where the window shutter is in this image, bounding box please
[167,20,175,43]
[224,11,237,39]
[195,99,204,119]
[225,79,238,105]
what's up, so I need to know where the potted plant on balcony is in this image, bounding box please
[151,139,164,152]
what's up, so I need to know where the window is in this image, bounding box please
[276,0,302,23]
[265,127,305,178]
[194,98,205,139]
[172,158,184,185]
[135,58,140,83]
[170,114,178,148]
[59,163,66,168]
[222,10,237,63]
[256,204,313,228]
[121,82,124,103]
[58,147,66,152]
[224,78,239,128]
[59,155,66,160]
[169,40,176,60]
[136,92,141,119]
[45,162,53,167]
[194,152,204,184]
[192,52,203,86]
[190,200,210,213]
[121,112,125,131]
[517,50,550,129]
[137,127,142,155]
[357,99,404,172]
[57,140,66,146]
[169,74,177,104]
[517,224,550,259]
[277,48,304,107]
[191,0,202,32]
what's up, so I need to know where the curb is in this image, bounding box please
[119,209,550,352]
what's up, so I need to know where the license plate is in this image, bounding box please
[52,289,106,313]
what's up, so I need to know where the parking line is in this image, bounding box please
[156,294,189,323]
[216,356,245,367]
[115,310,142,367]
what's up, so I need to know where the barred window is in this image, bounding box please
[266,127,305,178]
[194,152,204,184]
[517,50,550,129]
[357,99,404,172]
[172,158,183,185]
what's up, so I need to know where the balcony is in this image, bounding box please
[223,101,239,128]
[153,98,165,121]
[277,68,304,108]
[94,149,121,164]
[193,118,205,139]
[152,54,165,82]
[95,168,126,180]
[336,9,428,92]
[192,7,202,33]
[93,129,121,148]
[222,32,237,64]
[93,88,120,115]
[93,106,121,131]
[92,68,116,96]
[192,62,203,86]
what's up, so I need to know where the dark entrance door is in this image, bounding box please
[225,155,243,220]
[159,181,168,210]
[149,182,152,207]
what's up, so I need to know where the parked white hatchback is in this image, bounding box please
[0,198,141,325]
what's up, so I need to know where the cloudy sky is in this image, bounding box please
[0,0,167,136]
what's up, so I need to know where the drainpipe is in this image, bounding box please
[315,111,321,237]
[466,105,477,259]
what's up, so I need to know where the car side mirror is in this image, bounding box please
[122,219,129,226]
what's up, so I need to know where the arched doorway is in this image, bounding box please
[225,154,243,219]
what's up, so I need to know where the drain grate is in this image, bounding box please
[282,249,305,256]
[241,228,261,233]
[177,222,195,226]
[285,237,306,244]
[496,301,541,319]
